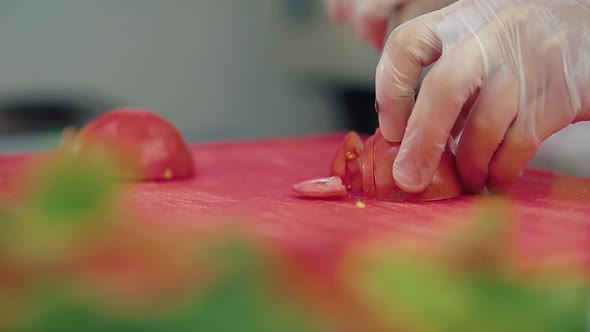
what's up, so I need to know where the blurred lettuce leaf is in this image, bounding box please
[18,232,336,332]
[33,155,116,221]
[155,234,334,332]
[352,253,476,331]
[354,253,589,332]
[440,197,513,275]
[348,198,590,332]
[0,152,124,263]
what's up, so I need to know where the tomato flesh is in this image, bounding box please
[69,107,195,182]
[329,131,364,194]
[369,129,462,201]
[298,128,463,201]
[362,135,376,198]
[293,176,348,198]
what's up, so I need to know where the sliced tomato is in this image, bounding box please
[293,176,348,199]
[362,135,376,198]
[371,129,462,201]
[69,107,195,182]
[330,131,364,194]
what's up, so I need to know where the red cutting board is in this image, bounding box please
[1,133,589,273]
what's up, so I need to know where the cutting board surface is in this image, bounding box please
[1,133,589,271]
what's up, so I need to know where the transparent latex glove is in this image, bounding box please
[375,0,590,194]
[324,0,456,49]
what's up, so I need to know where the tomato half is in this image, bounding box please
[293,176,348,198]
[69,107,195,182]
[329,131,364,194]
[370,129,462,201]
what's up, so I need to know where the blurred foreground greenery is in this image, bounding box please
[1,152,588,331]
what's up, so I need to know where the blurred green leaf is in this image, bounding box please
[350,200,590,332]
[354,252,590,332]
[0,155,121,261]
[161,235,333,332]
[18,233,335,332]
[354,253,478,331]
[463,276,589,332]
[33,157,115,222]
[18,277,171,332]
[440,198,512,275]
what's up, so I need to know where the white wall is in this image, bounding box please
[2,0,588,177]
[0,0,347,142]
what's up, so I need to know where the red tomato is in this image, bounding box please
[330,131,364,194]
[362,135,375,198]
[69,107,195,181]
[293,176,348,198]
[369,129,462,201]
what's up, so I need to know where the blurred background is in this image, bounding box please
[0,0,588,177]
[0,0,379,151]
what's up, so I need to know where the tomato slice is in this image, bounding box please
[329,131,364,194]
[69,107,195,182]
[371,129,462,201]
[362,135,376,198]
[293,176,348,198]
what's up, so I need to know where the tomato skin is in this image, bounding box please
[293,176,348,198]
[330,131,364,194]
[369,129,462,201]
[298,129,462,201]
[70,107,195,181]
[362,135,376,198]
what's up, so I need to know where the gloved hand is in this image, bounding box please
[324,0,456,49]
[375,0,590,194]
